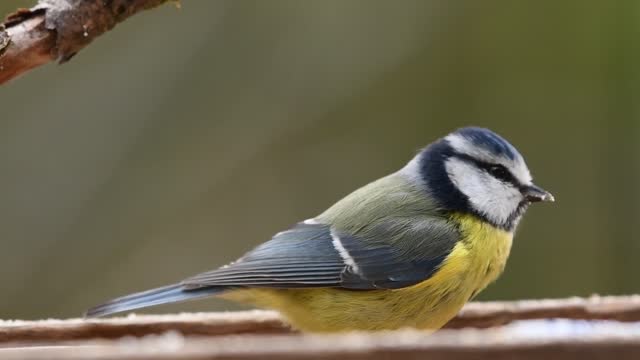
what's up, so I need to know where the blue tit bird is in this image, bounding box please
[86,127,554,333]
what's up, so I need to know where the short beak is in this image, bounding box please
[523,184,555,203]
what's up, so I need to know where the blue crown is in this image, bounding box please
[453,127,520,161]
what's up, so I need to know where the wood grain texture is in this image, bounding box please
[1,322,640,359]
[1,295,639,343]
[446,294,640,328]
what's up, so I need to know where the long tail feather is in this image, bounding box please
[84,284,224,318]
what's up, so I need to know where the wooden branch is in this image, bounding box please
[1,295,639,344]
[0,311,289,344]
[445,294,640,329]
[0,0,171,85]
[1,320,640,359]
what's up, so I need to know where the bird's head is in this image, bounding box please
[410,127,554,231]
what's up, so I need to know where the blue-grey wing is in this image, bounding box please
[183,222,345,288]
[181,219,459,290]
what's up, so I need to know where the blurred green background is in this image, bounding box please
[0,1,638,320]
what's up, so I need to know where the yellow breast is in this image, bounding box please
[222,214,513,333]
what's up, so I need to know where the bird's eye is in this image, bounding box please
[488,165,510,181]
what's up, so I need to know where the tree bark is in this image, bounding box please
[0,0,170,85]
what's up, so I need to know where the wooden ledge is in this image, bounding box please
[2,319,640,359]
[1,295,640,359]
[1,295,639,344]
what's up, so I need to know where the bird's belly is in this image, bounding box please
[224,281,468,332]
[222,217,513,333]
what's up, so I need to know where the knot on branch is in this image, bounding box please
[0,26,9,56]
[33,0,168,62]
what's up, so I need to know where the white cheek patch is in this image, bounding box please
[445,157,522,226]
[445,134,532,185]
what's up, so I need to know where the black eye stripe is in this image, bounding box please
[486,165,512,182]
[452,154,520,186]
